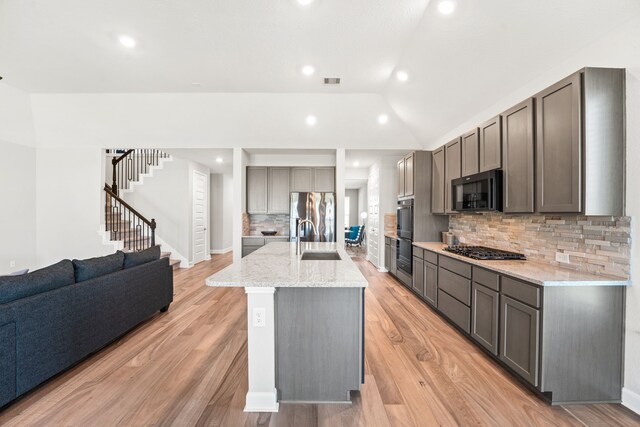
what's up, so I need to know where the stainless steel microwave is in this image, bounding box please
[451,170,502,212]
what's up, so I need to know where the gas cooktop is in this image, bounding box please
[444,245,526,261]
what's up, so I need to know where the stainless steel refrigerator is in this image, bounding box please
[290,192,336,242]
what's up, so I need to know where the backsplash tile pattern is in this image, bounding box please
[449,213,631,279]
[247,214,290,237]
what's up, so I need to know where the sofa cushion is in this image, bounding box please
[72,252,124,282]
[349,225,361,240]
[124,246,161,269]
[0,260,75,304]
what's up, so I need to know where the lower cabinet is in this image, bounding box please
[384,240,391,272]
[438,290,470,333]
[242,237,289,258]
[499,295,540,387]
[390,243,397,276]
[412,256,424,297]
[471,283,499,355]
[424,261,438,307]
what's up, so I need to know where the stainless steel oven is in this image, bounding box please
[396,199,414,275]
[396,237,412,275]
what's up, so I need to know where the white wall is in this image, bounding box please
[0,84,37,274]
[345,189,359,227]
[358,185,368,227]
[210,173,233,253]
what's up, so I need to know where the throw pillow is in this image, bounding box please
[0,260,74,304]
[73,251,125,282]
[123,245,161,269]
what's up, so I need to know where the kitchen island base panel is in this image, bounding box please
[276,287,363,403]
[244,287,279,412]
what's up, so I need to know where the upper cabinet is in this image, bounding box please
[535,68,624,215]
[461,129,479,177]
[502,99,535,213]
[479,116,502,172]
[268,168,290,214]
[444,138,462,214]
[397,153,415,198]
[431,148,446,214]
[291,168,314,192]
[290,167,335,193]
[313,167,335,192]
[247,167,268,214]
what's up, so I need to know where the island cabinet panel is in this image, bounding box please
[276,287,362,402]
[290,167,314,192]
[461,128,479,177]
[444,138,462,214]
[424,261,438,307]
[501,98,535,213]
[314,167,335,192]
[431,147,446,214]
[499,295,539,387]
[412,256,424,297]
[246,167,268,214]
[268,167,290,214]
[471,283,499,355]
[479,116,502,172]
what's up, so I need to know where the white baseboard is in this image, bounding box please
[378,267,388,273]
[622,387,640,415]
[210,247,233,254]
[244,390,279,412]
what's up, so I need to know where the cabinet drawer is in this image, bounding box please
[424,250,438,265]
[385,237,391,246]
[473,267,500,291]
[502,277,540,308]
[438,290,470,333]
[243,237,265,246]
[413,247,424,260]
[439,256,471,279]
[438,267,471,306]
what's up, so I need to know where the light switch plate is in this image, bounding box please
[555,252,570,264]
[253,308,266,327]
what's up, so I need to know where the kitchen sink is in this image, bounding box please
[300,251,342,261]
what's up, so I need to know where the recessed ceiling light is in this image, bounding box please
[216,157,223,163]
[353,161,360,167]
[396,70,409,82]
[438,0,456,15]
[378,114,389,125]
[306,115,317,126]
[297,0,314,5]
[118,35,137,48]
[302,65,315,76]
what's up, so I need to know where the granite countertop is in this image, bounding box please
[243,235,290,239]
[206,242,368,288]
[413,242,630,287]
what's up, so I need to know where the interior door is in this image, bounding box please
[193,170,208,264]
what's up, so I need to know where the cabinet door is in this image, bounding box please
[536,72,582,213]
[397,159,406,198]
[268,168,290,214]
[404,154,414,197]
[314,167,335,192]
[502,99,535,213]
[390,243,397,276]
[461,129,479,177]
[500,295,540,386]
[246,167,268,214]
[431,147,446,214]
[424,261,438,307]
[291,168,314,192]
[444,138,461,214]
[479,116,502,172]
[412,256,424,296]
[384,244,391,272]
[471,283,499,355]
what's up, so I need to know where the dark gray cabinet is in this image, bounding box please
[501,98,535,213]
[404,153,414,197]
[500,295,540,387]
[390,240,397,276]
[444,138,461,214]
[471,283,499,355]
[431,147,446,214]
[397,158,405,198]
[246,167,268,214]
[412,256,424,297]
[268,167,290,214]
[479,116,502,172]
[535,73,582,213]
[461,128,479,177]
[424,261,438,307]
[384,239,392,272]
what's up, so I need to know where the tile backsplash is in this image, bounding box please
[449,213,631,279]
[247,214,290,236]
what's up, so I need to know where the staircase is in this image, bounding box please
[104,149,181,270]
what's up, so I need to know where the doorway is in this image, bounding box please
[193,170,209,264]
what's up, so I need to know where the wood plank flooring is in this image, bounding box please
[1,253,639,426]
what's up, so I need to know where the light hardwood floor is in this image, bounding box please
[1,253,639,426]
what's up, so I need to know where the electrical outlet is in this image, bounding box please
[9,260,15,268]
[253,308,266,328]
[555,252,570,264]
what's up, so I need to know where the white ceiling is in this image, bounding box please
[163,148,233,173]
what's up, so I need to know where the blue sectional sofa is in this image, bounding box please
[0,247,173,408]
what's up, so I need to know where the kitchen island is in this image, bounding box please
[206,242,368,412]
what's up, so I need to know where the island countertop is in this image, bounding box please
[414,242,630,287]
[206,242,368,288]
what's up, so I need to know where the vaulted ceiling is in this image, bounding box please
[2,0,640,149]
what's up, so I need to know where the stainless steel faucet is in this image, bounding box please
[297,219,318,255]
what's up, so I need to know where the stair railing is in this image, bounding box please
[109,149,169,196]
[104,184,156,251]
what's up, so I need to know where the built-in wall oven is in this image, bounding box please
[396,199,414,275]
